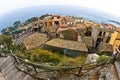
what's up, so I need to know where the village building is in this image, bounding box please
[42,15,58,32]
[44,38,88,57]
[32,20,44,32]
[102,24,116,32]
[91,27,113,47]
[42,15,68,32]
[74,18,84,23]
[41,15,69,39]
[59,16,68,27]
[83,36,93,52]
[44,19,58,32]
[57,27,78,41]
[66,16,75,26]
[74,22,92,37]
[75,23,87,36]
[109,29,120,50]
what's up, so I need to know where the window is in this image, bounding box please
[103,32,105,36]
[35,24,37,26]
[55,21,59,26]
[106,37,110,43]
[98,31,102,36]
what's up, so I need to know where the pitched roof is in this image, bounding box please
[57,27,77,32]
[102,24,115,32]
[44,39,88,52]
[23,32,47,50]
[116,27,120,32]
[0,72,6,80]
[98,43,113,52]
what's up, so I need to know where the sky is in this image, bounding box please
[0,0,120,17]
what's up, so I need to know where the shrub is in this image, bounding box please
[25,48,61,64]
[96,51,105,56]
[24,51,32,60]
[20,47,87,66]
[31,54,40,62]
[97,55,108,62]
[97,55,108,65]
[58,56,86,66]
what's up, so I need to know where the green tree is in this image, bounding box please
[13,21,21,28]
[1,27,15,35]
[25,17,38,24]
[39,14,49,19]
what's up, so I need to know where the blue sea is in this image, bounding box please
[0,5,120,32]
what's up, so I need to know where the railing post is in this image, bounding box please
[10,50,19,64]
[33,65,37,74]
[78,66,83,77]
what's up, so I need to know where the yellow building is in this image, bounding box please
[109,31,120,50]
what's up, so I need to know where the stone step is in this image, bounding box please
[11,71,26,80]
[6,68,19,80]
[23,74,31,80]
[0,56,13,70]
[0,57,5,63]
[0,72,6,80]
[29,77,34,80]
[4,64,15,75]
[2,61,14,74]
[115,61,120,79]
[0,56,34,80]
[17,72,27,80]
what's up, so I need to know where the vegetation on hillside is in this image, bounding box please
[18,47,87,66]
[97,55,113,66]
[0,34,87,66]
[24,17,38,24]
[13,21,22,28]
[1,14,50,36]
[1,20,23,35]
[39,14,49,19]
[96,51,106,56]
[1,17,37,35]
[0,35,26,54]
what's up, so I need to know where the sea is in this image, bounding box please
[0,5,120,32]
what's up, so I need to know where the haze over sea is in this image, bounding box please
[0,5,120,32]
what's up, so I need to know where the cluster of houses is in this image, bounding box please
[1,14,120,80]
[14,14,120,57]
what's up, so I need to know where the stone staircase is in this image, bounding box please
[0,56,33,80]
[114,61,120,80]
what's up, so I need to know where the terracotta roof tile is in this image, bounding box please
[44,38,88,52]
